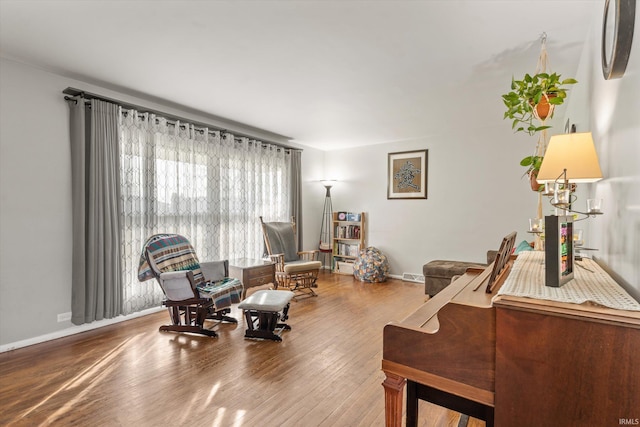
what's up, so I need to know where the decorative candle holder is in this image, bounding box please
[553,188,571,208]
[587,198,603,214]
[573,229,584,247]
[542,181,555,196]
[528,218,543,233]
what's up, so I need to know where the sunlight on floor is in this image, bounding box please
[212,407,226,427]
[204,381,221,406]
[15,334,141,424]
[232,409,246,427]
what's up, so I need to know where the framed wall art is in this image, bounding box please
[387,149,428,199]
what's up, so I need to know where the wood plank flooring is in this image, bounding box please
[0,271,485,427]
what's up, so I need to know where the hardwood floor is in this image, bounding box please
[0,271,485,427]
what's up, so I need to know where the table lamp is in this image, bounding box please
[536,132,603,287]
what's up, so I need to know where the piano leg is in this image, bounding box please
[406,380,418,427]
[382,372,405,427]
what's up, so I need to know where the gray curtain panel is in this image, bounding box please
[290,150,303,250]
[68,97,123,325]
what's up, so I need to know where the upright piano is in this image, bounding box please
[382,242,640,427]
[382,255,511,426]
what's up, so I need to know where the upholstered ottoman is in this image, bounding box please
[422,251,498,297]
[422,260,486,297]
[238,290,294,341]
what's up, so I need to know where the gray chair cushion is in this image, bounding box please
[283,260,323,274]
[200,260,228,282]
[238,290,294,312]
[263,222,299,262]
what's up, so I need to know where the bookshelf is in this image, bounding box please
[332,212,365,275]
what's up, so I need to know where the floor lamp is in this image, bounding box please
[319,180,335,269]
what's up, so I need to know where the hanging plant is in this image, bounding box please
[501,33,578,194]
[520,155,544,191]
[502,72,577,136]
[502,71,577,191]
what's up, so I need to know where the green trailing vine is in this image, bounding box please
[502,72,577,136]
[502,71,577,189]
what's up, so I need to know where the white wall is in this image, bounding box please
[475,11,640,301]
[573,11,640,299]
[299,147,326,253]
[320,124,539,277]
[0,58,310,348]
[3,9,639,348]
[0,59,74,346]
[310,13,640,289]
[0,55,562,348]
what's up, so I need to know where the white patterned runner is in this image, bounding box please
[496,251,640,311]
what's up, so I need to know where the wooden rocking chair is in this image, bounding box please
[138,234,244,337]
[260,217,322,298]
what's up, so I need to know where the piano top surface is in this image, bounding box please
[399,261,508,330]
[381,259,515,405]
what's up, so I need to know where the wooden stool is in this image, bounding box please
[238,290,294,341]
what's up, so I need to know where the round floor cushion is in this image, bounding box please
[353,247,389,283]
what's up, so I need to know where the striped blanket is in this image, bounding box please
[138,234,243,309]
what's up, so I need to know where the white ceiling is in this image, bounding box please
[0,0,604,151]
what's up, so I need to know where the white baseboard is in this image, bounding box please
[0,306,165,353]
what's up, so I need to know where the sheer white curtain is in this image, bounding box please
[119,109,291,314]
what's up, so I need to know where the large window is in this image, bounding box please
[119,111,291,314]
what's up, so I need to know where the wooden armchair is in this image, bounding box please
[260,217,322,298]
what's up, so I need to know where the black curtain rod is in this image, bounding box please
[62,87,299,152]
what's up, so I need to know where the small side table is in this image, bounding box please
[229,258,276,297]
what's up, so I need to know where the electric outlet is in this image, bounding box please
[57,312,72,322]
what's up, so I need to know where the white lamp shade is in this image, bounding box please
[537,132,603,183]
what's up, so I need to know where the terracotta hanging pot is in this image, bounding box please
[531,93,557,121]
[529,170,541,191]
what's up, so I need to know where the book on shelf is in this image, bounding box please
[335,225,361,239]
[334,242,361,257]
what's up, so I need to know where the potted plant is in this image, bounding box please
[520,155,544,191]
[502,72,577,190]
[502,72,577,136]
